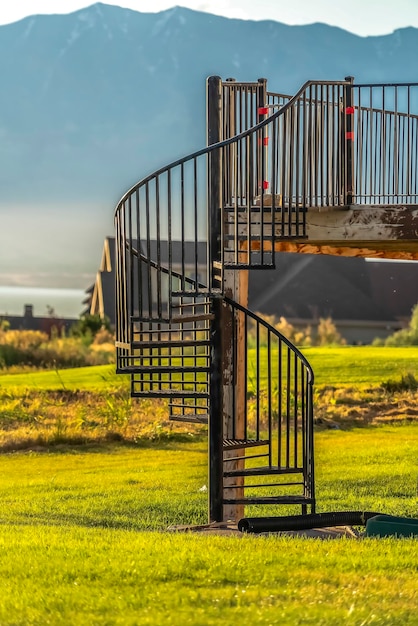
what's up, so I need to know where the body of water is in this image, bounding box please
[0,286,86,319]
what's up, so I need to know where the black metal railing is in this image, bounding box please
[351,82,418,204]
[115,75,418,366]
[221,297,315,506]
[220,77,418,209]
[216,77,354,268]
[219,77,350,211]
[114,78,302,354]
[220,77,292,139]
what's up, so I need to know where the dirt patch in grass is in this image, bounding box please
[0,387,206,452]
[315,386,418,429]
[1,383,417,452]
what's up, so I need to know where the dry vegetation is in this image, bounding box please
[0,379,417,453]
[0,386,207,452]
[251,313,345,346]
[314,385,418,428]
[0,320,114,369]
[1,316,418,451]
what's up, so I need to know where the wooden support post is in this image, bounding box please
[222,265,249,522]
[207,76,261,523]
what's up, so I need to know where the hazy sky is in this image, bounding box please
[0,0,417,37]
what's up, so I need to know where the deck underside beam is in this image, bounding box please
[240,205,418,259]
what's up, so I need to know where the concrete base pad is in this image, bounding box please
[167,522,359,539]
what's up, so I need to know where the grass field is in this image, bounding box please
[1,347,417,450]
[0,427,417,625]
[1,345,418,390]
[0,350,417,624]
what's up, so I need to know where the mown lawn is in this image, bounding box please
[0,363,121,391]
[1,345,417,390]
[0,524,416,626]
[0,351,417,624]
[305,345,418,386]
[0,426,417,625]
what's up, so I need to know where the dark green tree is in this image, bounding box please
[71,314,111,341]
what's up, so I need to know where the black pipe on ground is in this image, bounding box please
[238,511,382,533]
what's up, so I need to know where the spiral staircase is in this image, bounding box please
[114,75,418,522]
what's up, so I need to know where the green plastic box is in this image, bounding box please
[366,514,418,538]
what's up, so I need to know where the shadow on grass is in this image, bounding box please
[0,433,207,455]
[1,500,208,533]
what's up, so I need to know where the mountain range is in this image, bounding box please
[1,2,418,288]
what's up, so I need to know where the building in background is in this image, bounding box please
[1,304,76,336]
[85,238,418,344]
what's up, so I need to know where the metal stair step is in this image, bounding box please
[130,339,210,349]
[223,263,275,269]
[224,205,307,213]
[223,439,269,450]
[170,289,219,297]
[169,414,209,424]
[171,300,211,309]
[224,234,275,241]
[130,390,210,399]
[223,495,315,506]
[223,466,303,478]
[125,365,210,374]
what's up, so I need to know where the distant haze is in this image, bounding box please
[0,286,85,318]
[0,204,111,288]
[1,3,418,289]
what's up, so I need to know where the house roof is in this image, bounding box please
[87,237,418,327]
[249,253,418,322]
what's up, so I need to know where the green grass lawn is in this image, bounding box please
[0,352,418,624]
[1,345,418,391]
[0,363,121,391]
[305,345,418,386]
[0,426,417,625]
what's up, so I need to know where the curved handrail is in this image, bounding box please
[223,295,314,385]
[114,78,351,220]
[114,77,355,353]
[127,241,205,291]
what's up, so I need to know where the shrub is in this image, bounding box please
[379,303,418,346]
[0,328,114,370]
[250,313,342,346]
[92,327,114,345]
[0,330,49,368]
[316,317,345,346]
[70,314,111,342]
[0,330,48,350]
[381,372,418,393]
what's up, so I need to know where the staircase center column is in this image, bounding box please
[207,76,249,523]
[207,76,224,522]
[222,268,248,522]
[221,79,248,522]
